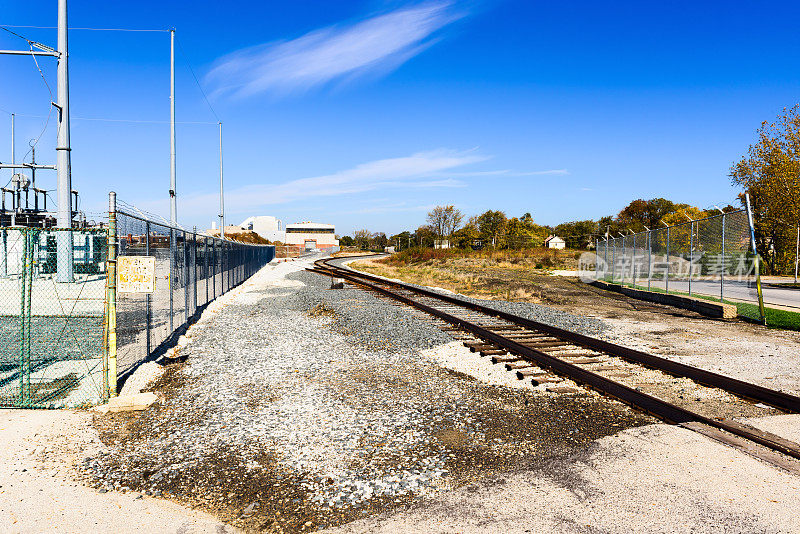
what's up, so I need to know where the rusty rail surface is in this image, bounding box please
[309,258,800,466]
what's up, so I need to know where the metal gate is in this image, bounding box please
[0,227,109,408]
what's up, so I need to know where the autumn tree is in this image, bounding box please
[476,210,508,247]
[426,205,464,238]
[731,105,800,274]
[617,198,679,232]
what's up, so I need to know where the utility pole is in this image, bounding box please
[169,28,177,225]
[0,2,68,279]
[56,0,74,282]
[219,121,224,239]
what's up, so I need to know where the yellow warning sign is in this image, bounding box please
[118,256,156,293]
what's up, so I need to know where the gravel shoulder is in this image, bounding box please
[82,256,650,532]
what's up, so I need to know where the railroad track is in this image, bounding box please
[309,256,800,474]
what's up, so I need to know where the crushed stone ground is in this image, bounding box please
[83,257,650,532]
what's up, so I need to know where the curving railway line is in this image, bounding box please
[310,255,800,474]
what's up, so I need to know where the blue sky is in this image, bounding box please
[2,1,800,235]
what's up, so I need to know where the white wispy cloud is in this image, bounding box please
[206,1,462,98]
[140,149,486,220]
[442,169,570,177]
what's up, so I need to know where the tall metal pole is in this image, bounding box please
[169,29,177,225]
[794,226,798,285]
[218,122,224,239]
[721,213,726,302]
[744,193,766,324]
[689,221,694,296]
[56,0,73,282]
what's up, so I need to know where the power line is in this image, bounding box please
[0,25,169,32]
[0,112,215,125]
[175,34,220,123]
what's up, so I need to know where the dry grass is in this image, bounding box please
[383,246,585,270]
[350,247,587,304]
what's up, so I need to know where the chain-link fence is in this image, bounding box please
[592,207,767,321]
[113,199,275,387]
[0,227,108,408]
[0,195,275,408]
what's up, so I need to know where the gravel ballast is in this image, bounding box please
[83,257,652,532]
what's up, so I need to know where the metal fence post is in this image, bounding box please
[720,213,725,302]
[611,238,616,283]
[145,221,151,357]
[689,221,694,297]
[632,233,637,289]
[665,226,670,294]
[604,237,609,281]
[204,237,209,305]
[192,227,198,315]
[647,230,653,291]
[621,237,626,285]
[595,238,599,280]
[184,230,189,322]
[169,227,174,333]
[745,193,767,324]
[19,229,30,405]
[107,192,118,398]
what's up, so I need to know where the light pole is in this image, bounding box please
[218,121,224,239]
[55,0,74,282]
[0,1,71,281]
[169,28,177,225]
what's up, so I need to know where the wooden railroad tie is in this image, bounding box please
[491,355,520,364]
[516,368,550,379]
[531,375,563,385]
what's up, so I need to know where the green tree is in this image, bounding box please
[554,220,600,249]
[353,229,372,250]
[476,210,508,247]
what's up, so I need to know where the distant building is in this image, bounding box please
[544,235,566,249]
[433,239,451,249]
[284,222,339,251]
[384,246,396,253]
[240,216,284,242]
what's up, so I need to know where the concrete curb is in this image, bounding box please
[589,280,737,319]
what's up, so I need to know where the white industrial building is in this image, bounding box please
[284,222,339,251]
[239,216,284,242]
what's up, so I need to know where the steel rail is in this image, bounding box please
[314,259,800,414]
[310,259,800,462]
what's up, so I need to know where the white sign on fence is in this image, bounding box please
[118,256,156,293]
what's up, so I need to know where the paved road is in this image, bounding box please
[634,278,800,310]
